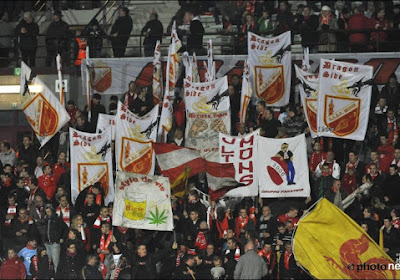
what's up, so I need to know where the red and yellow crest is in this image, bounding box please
[78,162,109,196]
[23,92,59,137]
[305,98,318,133]
[324,95,360,137]
[89,65,112,93]
[120,137,153,174]
[254,65,285,104]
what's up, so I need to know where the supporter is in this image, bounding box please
[141,11,164,57]
[211,255,226,279]
[258,243,277,279]
[11,207,38,252]
[75,115,94,133]
[15,11,39,67]
[110,7,133,57]
[383,165,400,207]
[10,177,29,208]
[368,163,384,187]
[34,156,44,178]
[85,19,106,58]
[309,142,326,176]
[56,194,75,227]
[278,244,299,280]
[18,136,38,167]
[81,193,101,227]
[377,134,395,174]
[274,0,294,35]
[260,107,281,138]
[81,254,103,279]
[364,1,376,19]
[341,163,357,195]
[224,238,241,279]
[283,105,305,137]
[300,5,319,53]
[84,93,106,127]
[345,151,365,184]
[66,100,78,126]
[173,253,196,279]
[0,12,13,68]
[370,8,391,51]
[0,141,16,166]
[172,127,185,146]
[239,13,258,53]
[0,248,26,279]
[379,109,399,146]
[237,122,247,136]
[380,74,400,110]
[38,164,58,201]
[347,6,369,52]
[233,241,268,279]
[75,182,105,214]
[293,4,305,28]
[53,151,70,179]
[130,86,154,117]
[392,148,400,170]
[45,10,70,67]
[365,151,381,173]
[235,207,256,245]
[70,215,89,250]
[183,9,205,55]
[30,245,55,279]
[332,0,348,52]
[315,151,341,180]
[257,10,274,34]
[324,179,347,209]
[2,194,18,239]
[382,217,400,260]
[18,237,37,278]
[317,6,339,53]
[390,209,400,229]
[277,206,299,226]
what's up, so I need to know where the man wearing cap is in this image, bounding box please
[110,7,133,57]
[317,5,338,53]
[45,10,70,67]
[141,11,163,57]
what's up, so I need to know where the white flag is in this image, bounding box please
[70,128,114,205]
[301,47,311,72]
[317,59,373,140]
[295,65,319,138]
[152,40,163,104]
[115,102,159,174]
[248,31,291,106]
[113,171,173,231]
[20,61,32,95]
[191,52,200,83]
[204,39,215,82]
[258,134,310,198]
[184,76,229,113]
[96,113,116,140]
[20,75,70,147]
[219,130,259,197]
[239,60,252,123]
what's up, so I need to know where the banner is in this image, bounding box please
[70,128,114,205]
[204,39,215,82]
[239,60,251,123]
[152,40,163,104]
[113,172,173,231]
[96,113,116,140]
[258,134,310,198]
[293,198,399,279]
[248,31,291,106]
[219,130,259,197]
[295,65,319,138]
[317,59,373,140]
[185,111,231,162]
[183,52,200,83]
[184,76,229,113]
[20,75,70,148]
[115,102,158,175]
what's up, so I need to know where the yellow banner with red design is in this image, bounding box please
[293,198,400,279]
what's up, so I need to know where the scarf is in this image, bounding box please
[26,244,36,250]
[28,188,39,209]
[176,251,182,267]
[117,226,128,234]
[258,249,272,263]
[56,205,70,227]
[4,204,17,226]
[195,230,207,250]
[36,205,44,219]
[226,246,240,261]
[100,231,112,252]
[93,215,111,229]
[216,216,229,239]
[238,216,249,229]
[387,117,398,144]
[284,251,292,270]
[31,255,51,280]
[84,186,102,206]
[321,13,332,25]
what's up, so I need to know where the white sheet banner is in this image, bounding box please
[294,65,319,138]
[248,31,291,106]
[317,59,373,140]
[258,134,310,198]
[115,102,158,174]
[184,76,229,113]
[113,172,173,231]
[185,111,231,162]
[219,130,259,197]
[96,113,116,140]
[70,128,114,205]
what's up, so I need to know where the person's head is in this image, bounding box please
[227,228,234,239]
[23,136,32,147]
[383,218,392,229]
[262,205,271,217]
[194,254,203,265]
[332,179,341,190]
[285,243,293,253]
[185,255,196,267]
[76,115,86,127]
[288,206,298,218]
[321,5,331,17]
[280,1,288,12]
[266,108,274,121]
[285,221,294,231]
[71,215,84,229]
[59,195,69,208]
[395,149,400,161]
[231,74,240,86]
[37,245,47,257]
[8,194,16,206]
[56,186,66,197]
[287,105,296,118]
[128,81,136,92]
[108,203,114,214]
[297,3,305,13]
[1,141,10,152]
[119,7,129,17]
[387,109,395,121]
[42,164,52,175]
[137,244,147,256]
[23,11,33,23]
[370,151,378,162]
[361,223,368,232]
[394,4,400,14]
[380,134,388,146]
[326,151,334,162]
[58,152,67,164]
[188,189,199,202]
[389,74,398,86]
[391,208,399,218]
[378,97,386,108]
[263,243,272,252]
[7,248,17,259]
[45,204,54,217]
[174,128,183,140]
[262,10,270,19]
[245,13,254,23]
[227,238,237,250]
[244,240,255,253]
[100,206,109,218]
[184,11,194,23]
[281,143,289,153]
[28,238,37,249]
[362,174,372,184]
[67,100,76,112]
[87,254,97,266]
[200,220,208,230]
[3,164,12,174]
[20,166,31,178]
[213,256,222,267]
[68,229,78,240]
[189,210,199,221]
[348,151,357,163]
[16,178,24,189]
[239,207,248,219]
[29,177,38,190]
[86,193,95,205]
[363,207,373,219]
[369,163,378,175]
[92,183,102,195]
[377,8,385,19]
[53,10,62,22]
[278,223,286,234]
[389,164,398,176]
[92,93,101,105]
[238,122,246,134]
[34,194,43,207]
[206,244,215,256]
[257,100,266,113]
[150,11,158,21]
[66,241,77,255]
[101,222,111,234]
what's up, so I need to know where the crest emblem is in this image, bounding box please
[78,162,109,196]
[120,137,153,174]
[305,98,317,133]
[254,65,285,104]
[89,65,112,92]
[23,92,59,137]
[324,95,360,136]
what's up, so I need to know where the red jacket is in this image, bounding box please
[377,144,395,174]
[370,17,390,42]
[277,214,299,226]
[341,173,357,195]
[53,162,70,179]
[38,174,58,200]
[0,256,26,279]
[347,13,369,43]
[309,151,326,172]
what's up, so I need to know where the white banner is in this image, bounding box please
[185,111,231,162]
[96,114,116,140]
[239,60,251,123]
[152,40,163,104]
[115,102,158,174]
[113,172,173,231]
[70,128,114,205]
[248,31,291,106]
[20,76,70,147]
[317,59,373,140]
[258,134,310,198]
[219,130,259,197]
[184,76,229,113]
[294,65,319,138]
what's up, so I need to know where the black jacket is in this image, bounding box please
[131,249,169,279]
[15,20,39,48]
[300,15,319,47]
[383,174,400,205]
[111,15,133,43]
[30,255,54,279]
[130,96,154,117]
[18,144,38,167]
[81,264,103,279]
[173,263,196,279]
[141,19,164,45]
[187,19,204,53]
[260,118,281,138]
[44,213,69,243]
[46,20,70,49]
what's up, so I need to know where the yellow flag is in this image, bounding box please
[293,198,399,279]
[170,165,191,198]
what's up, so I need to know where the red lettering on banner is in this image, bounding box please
[222,137,235,145]
[240,135,254,148]
[365,58,400,84]
[239,174,253,186]
[239,147,253,160]
[239,161,253,173]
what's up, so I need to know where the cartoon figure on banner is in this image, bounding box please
[267,143,295,185]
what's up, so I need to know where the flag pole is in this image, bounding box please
[56,54,64,106]
[85,46,91,122]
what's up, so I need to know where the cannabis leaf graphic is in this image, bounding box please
[147,207,167,225]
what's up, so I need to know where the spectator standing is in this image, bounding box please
[0,12,12,68]
[257,11,274,34]
[130,87,154,117]
[234,241,268,279]
[141,12,163,57]
[274,0,294,35]
[300,5,319,53]
[15,11,39,67]
[85,19,106,58]
[318,6,339,53]
[38,164,58,201]
[347,6,370,52]
[0,248,26,279]
[370,8,391,51]
[45,10,70,67]
[29,245,55,279]
[183,10,205,55]
[18,238,37,278]
[84,93,106,128]
[0,141,16,166]
[240,13,258,54]
[81,254,103,279]
[122,81,138,108]
[110,7,133,57]
[380,74,400,110]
